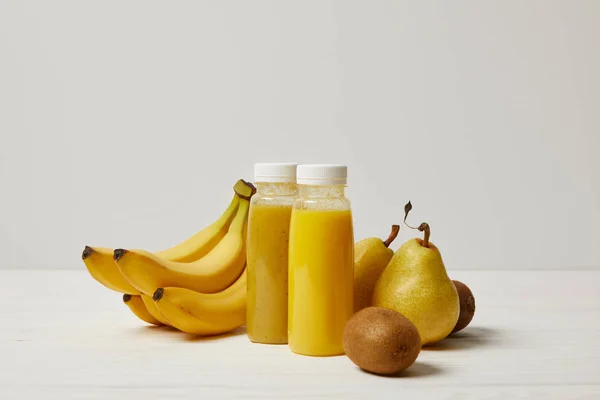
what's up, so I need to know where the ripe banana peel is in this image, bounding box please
[154,179,253,263]
[140,293,170,326]
[81,179,256,294]
[83,247,140,294]
[123,294,162,326]
[154,194,240,263]
[153,268,247,336]
[114,199,250,295]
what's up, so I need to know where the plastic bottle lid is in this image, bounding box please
[254,163,298,183]
[296,164,347,186]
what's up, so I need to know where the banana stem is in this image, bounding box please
[235,180,257,200]
[383,225,400,248]
[230,200,250,231]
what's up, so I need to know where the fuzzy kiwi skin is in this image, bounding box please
[343,307,421,375]
[451,280,475,333]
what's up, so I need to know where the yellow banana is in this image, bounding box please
[154,178,255,262]
[123,294,162,325]
[83,247,140,294]
[114,198,250,295]
[153,194,239,262]
[140,294,171,326]
[82,179,255,294]
[153,268,247,336]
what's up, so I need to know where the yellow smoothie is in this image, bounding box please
[246,203,293,344]
[288,209,354,356]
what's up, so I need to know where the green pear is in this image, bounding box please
[372,202,459,345]
[353,225,400,313]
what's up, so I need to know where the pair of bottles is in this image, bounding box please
[246,163,354,356]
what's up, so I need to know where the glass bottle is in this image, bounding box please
[288,164,354,356]
[246,163,297,344]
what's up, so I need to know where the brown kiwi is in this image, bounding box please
[343,307,421,375]
[451,280,475,333]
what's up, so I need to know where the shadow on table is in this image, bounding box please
[359,361,444,378]
[423,326,505,351]
[133,325,176,333]
[129,325,178,336]
[130,325,247,341]
[182,326,247,342]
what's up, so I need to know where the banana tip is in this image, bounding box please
[113,249,127,261]
[123,294,132,303]
[153,288,164,302]
[82,246,94,260]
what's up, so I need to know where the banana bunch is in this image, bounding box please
[82,179,256,336]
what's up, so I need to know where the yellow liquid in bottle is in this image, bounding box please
[288,208,354,356]
[246,203,293,344]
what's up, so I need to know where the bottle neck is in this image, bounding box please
[255,181,297,196]
[297,185,346,198]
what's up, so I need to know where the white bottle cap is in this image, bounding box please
[254,163,298,183]
[296,164,347,186]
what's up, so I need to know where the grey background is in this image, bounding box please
[1,0,598,270]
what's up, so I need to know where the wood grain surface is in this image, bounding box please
[1,270,599,399]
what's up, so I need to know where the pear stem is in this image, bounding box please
[418,223,430,248]
[403,201,431,248]
[383,225,400,248]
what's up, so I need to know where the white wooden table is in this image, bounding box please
[1,270,599,399]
